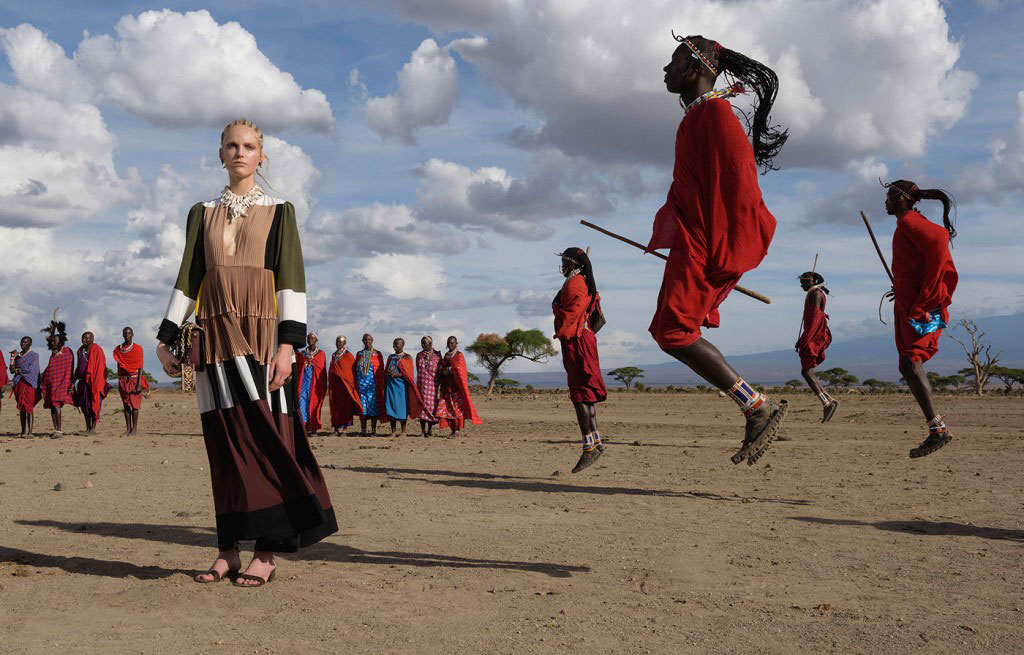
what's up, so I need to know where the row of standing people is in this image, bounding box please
[4,323,148,438]
[294,332,481,437]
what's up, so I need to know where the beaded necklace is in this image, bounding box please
[679,83,746,114]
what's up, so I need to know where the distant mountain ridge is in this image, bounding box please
[501,313,1024,388]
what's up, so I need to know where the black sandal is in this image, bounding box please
[909,431,952,458]
[193,566,239,583]
[822,399,839,423]
[732,400,788,465]
[232,570,276,588]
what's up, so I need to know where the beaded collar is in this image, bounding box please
[219,184,265,223]
[679,83,745,114]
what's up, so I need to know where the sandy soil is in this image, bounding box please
[1,387,1022,654]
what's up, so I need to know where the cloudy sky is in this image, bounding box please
[1,0,1022,380]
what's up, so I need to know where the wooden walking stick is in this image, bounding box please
[860,210,894,283]
[811,253,819,274]
[579,220,772,304]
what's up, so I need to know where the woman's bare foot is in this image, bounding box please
[194,548,241,583]
[235,552,276,587]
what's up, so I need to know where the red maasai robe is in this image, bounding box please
[74,344,110,422]
[385,353,429,421]
[891,210,958,363]
[796,289,832,370]
[647,97,776,349]
[0,364,7,412]
[554,274,607,403]
[296,348,327,431]
[416,350,441,421]
[42,346,75,409]
[12,351,42,414]
[435,351,481,430]
[328,350,361,428]
[112,343,149,410]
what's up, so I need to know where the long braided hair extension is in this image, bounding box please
[673,33,789,173]
[883,179,958,240]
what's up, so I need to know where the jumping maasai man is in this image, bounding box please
[328,335,361,435]
[648,34,789,465]
[434,336,481,438]
[883,179,959,458]
[354,333,386,436]
[41,316,74,438]
[73,332,109,435]
[10,336,41,437]
[112,326,149,437]
[384,338,428,436]
[296,332,327,434]
[553,247,608,473]
[796,272,837,422]
[415,336,441,436]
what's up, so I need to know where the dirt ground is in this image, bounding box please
[1,387,1022,654]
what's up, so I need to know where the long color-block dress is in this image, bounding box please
[157,194,337,552]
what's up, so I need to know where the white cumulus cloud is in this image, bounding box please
[360,254,446,300]
[0,11,334,133]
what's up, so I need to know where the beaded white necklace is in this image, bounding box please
[219,184,265,223]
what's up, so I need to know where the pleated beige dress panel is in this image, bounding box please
[197,204,279,365]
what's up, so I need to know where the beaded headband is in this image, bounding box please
[881,179,918,203]
[683,38,718,76]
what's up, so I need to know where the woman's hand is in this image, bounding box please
[268,343,295,392]
[157,342,180,377]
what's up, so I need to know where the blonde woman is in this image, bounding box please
[156,119,336,587]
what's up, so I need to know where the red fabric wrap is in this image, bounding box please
[560,331,607,404]
[435,351,481,428]
[797,290,832,370]
[112,344,148,409]
[553,275,594,339]
[76,344,110,421]
[647,98,776,349]
[42,346,74,409]
[14,379,41,413]
[387,354,427,421]
[891,210,958,363]
[0,365,7,412]
[328,351,361,428]
[296,349,327,430]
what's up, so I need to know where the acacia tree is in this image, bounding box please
[467,329,556,395]
[818,367,858,389]
[609,366,644,390]
[990,366,1024,393]
[947,319,1002,396]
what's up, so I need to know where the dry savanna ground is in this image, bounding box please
[1,388,1023,654]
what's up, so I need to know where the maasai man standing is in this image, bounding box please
[384,338,428,437]
[10,336,41,437]
[112,327,148,436]
[415,336,441,436]
[74,331,109,435]
[328,335,361,435]
[296,332,327,434]
[553,247,608,473]
[40,316,74,438]
[354,333,385,436]
[795,272,837,422]
[883,179,959,458]
[434,336,481,438]
[648,34,789,466]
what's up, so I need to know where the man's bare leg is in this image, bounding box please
[802,368,838,422]
[899,356,951,457]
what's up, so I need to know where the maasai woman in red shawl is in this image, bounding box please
[648,34,789,466]
[415,336,441,436]
[41,315,74,437]
[328,335,361,435]
[73,332,109,436]
[354,333,386,436]
[553,248,607,473]
[435,336,481,438]
[384,338,428,436]
[113,326,149,437]
[10,336,41,436]
[296,332,328,434]
[883,179,959,458]
[0,358,7,417]
[795,272,837,422]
